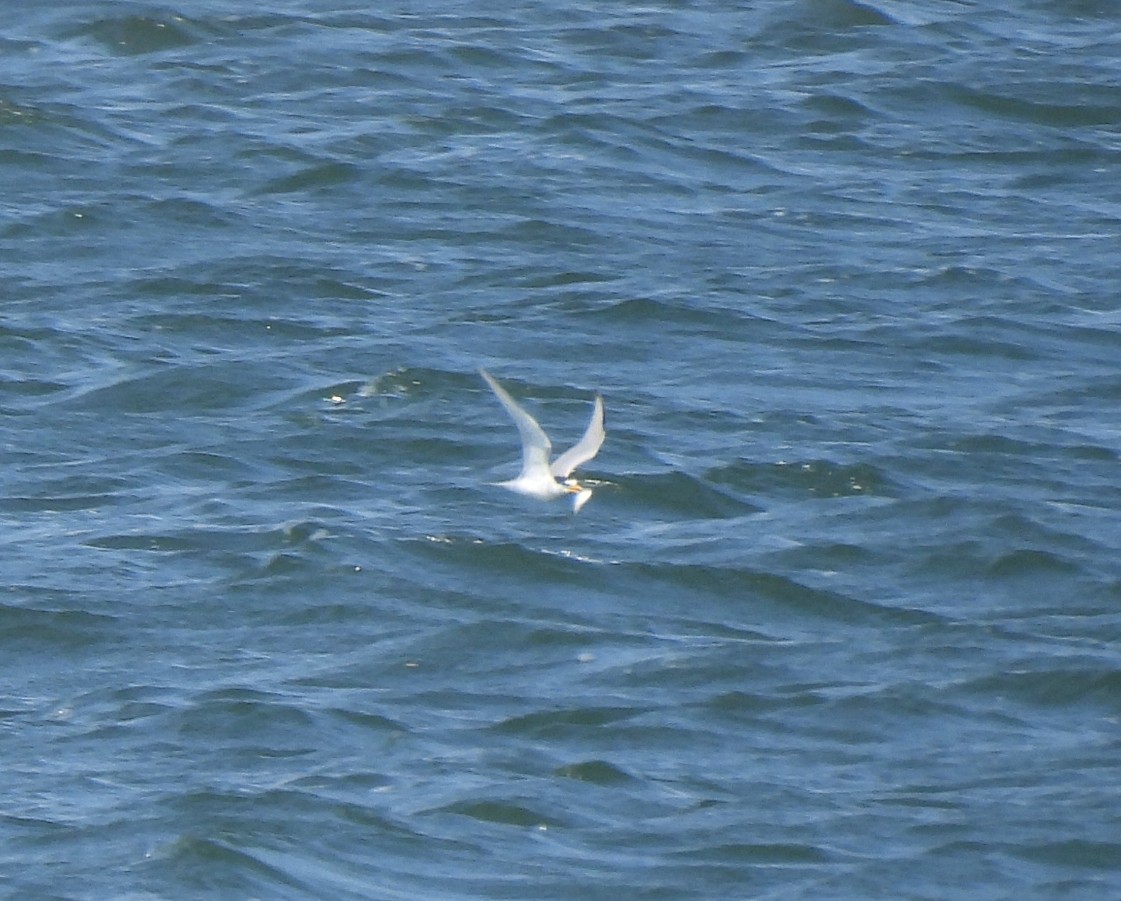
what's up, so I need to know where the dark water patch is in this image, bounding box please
[556,21,681,63]
[673,841,834,865]
[1,473,134,513]
[85,532,226,554]
[1014,839,1121,871]
[84,518,335,561]
[573,645,790,706]
[0,603,118,653]
[520,624,623,650]
[139,195,245,231]
[963,666,1121,711]
[65,14,225,57]
[907,540,1043,586]
[1030,373,1121,413]
[378,617,637,675]
[906,327,1046,363]
[491,705,650,739]
[286,771,401,812]
[4,204,110,240]
[588,295,758,333]
[641,616,780,646]
[949,83,1121,128]
[433,799,561,829]
[0,96,139,170]
[803,0,898,29]
[950,432,1072,459]
[493,217,602,247]
[617,471,760,518]
[164,449,272,485]
[911,262,1052,293]
[38,683,184,742]
[518,269,620,290]
[151,779,463,899]
[255,161,362,196]
[155,256,403,314]
[759,0,898,53]
[986,548,1080,578]
[402,535,606,593]
[242,550,325,581]
[175,688,317,744]
[707,458,893,502]
[314,706,408,739]
[275,599,406,632]
[632,561,939,628]
[800,90,880,123]
[119,277,249,304]
[903,510,1103,591]
[707,688,817,716]
[379,618,590,682]
[58,359,292,415]
[160,834,311,897]
[768,540,884,576]
[554,759,637,785]
[0,810,68,839]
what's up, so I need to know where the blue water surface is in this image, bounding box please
[2,2,1120,898]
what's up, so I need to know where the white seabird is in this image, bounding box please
[480,369,605,513]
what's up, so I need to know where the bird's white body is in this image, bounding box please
[480,369,605,512]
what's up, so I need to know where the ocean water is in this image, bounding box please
[3,1,1121,898]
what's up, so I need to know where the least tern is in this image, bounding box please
[480,369,605,513]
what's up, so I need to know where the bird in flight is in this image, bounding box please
[480,369,605,513]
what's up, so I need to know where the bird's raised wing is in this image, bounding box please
[550,393,605,478]
[480,369,553,481]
